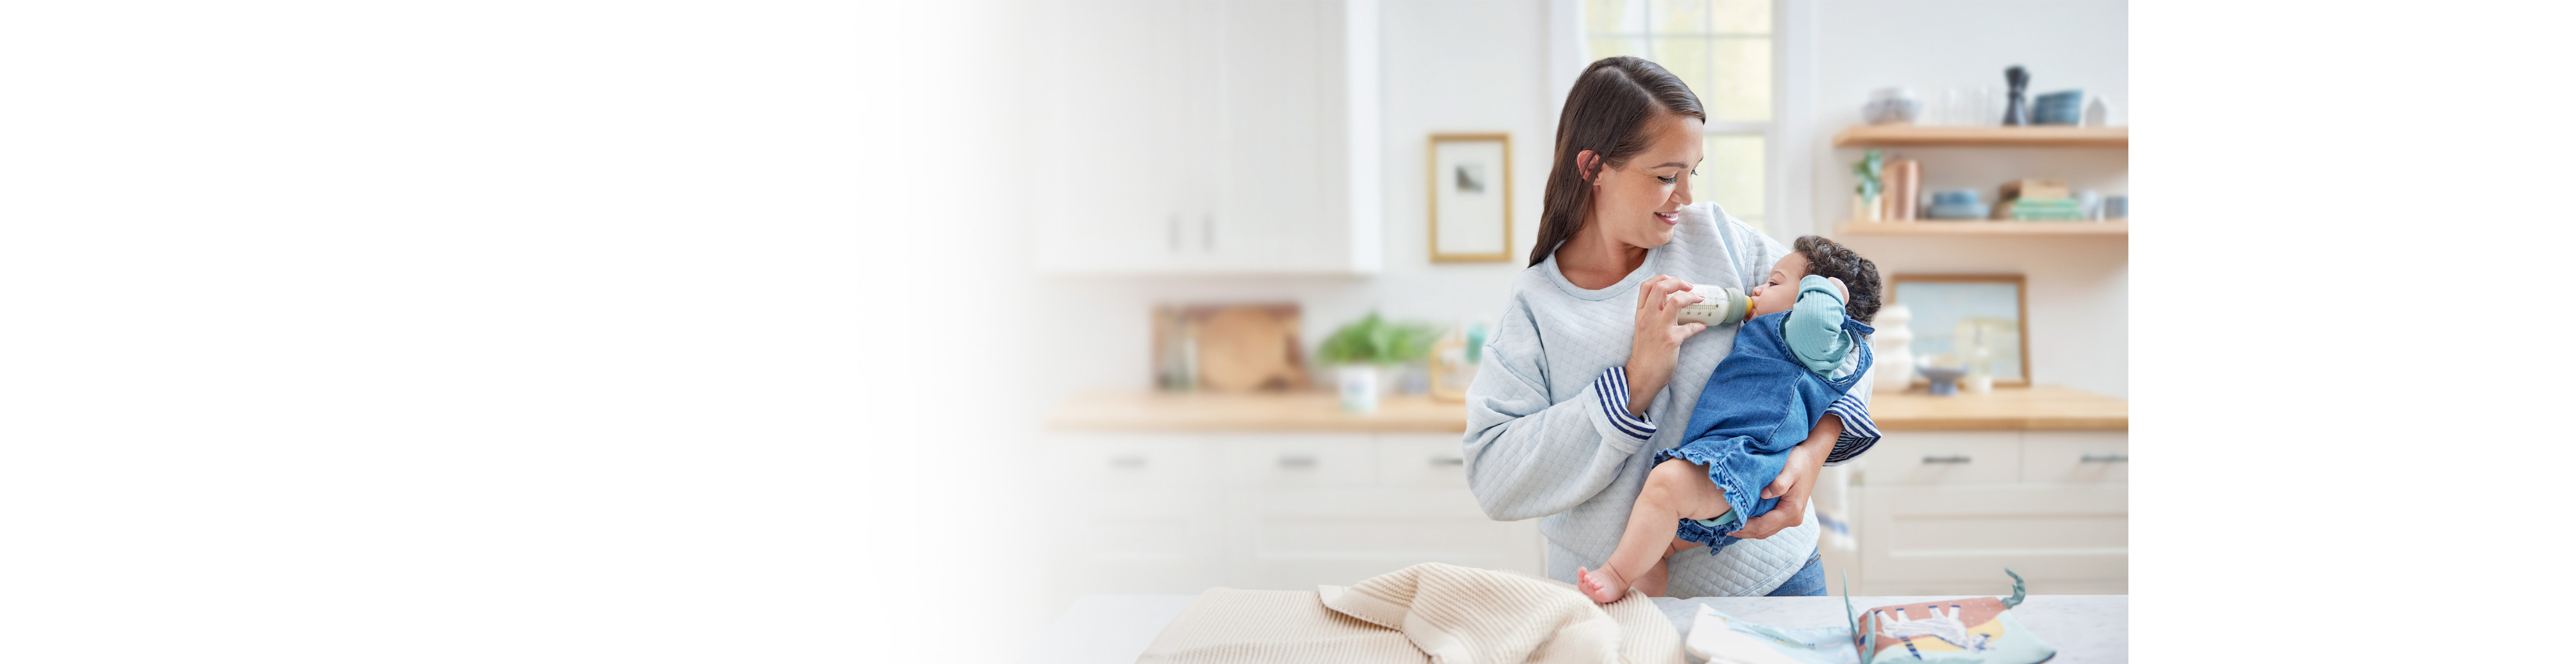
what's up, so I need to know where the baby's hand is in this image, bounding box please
[1826,277,1849,302]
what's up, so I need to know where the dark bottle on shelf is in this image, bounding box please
[2001,65,2030,126]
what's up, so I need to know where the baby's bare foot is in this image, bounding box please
[1576,566,1629,603]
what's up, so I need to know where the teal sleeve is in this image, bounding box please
[1785,274,1853,376]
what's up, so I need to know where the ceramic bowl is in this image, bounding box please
[1863,97,1920,125]
[1916,365,1968,396]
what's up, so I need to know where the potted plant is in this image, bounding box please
[1852,149,1884,221]
[1315,312,1438,413]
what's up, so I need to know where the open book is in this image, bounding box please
[1684,571,2056,664]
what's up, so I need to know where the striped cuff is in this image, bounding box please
[1593,366,1657,442]
[1822,394,1882,465]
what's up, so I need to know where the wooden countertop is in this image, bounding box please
[1047,390,1469,432]
[1866,384,2128,430]
[1046,385,2126,433]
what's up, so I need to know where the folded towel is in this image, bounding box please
[1138,562,1684,664]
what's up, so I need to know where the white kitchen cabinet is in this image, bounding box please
[1041,430,1539,609]
[1851,430,2128,596]
[1027,0,1381,274]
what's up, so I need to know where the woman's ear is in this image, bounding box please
[1575,150,1600,181]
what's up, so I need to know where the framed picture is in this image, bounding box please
[1887,274,2030,386]
[1428,133,1512,262]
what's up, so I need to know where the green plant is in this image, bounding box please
[1852,149,1884,198]
[1315,312,1438,366]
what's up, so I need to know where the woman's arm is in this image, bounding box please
[1732,412,1843,539]
[1823,368,1881,465]
[1462,355,1660,521]
[1461,281,1704,522]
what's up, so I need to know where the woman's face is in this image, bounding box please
[1586,113,1704,250]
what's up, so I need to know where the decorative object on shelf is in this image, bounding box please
[1958,318,2000,394]
[2001,65,2030,126]
[1427,321,1490,403]
[1863,87,1921,125]
[1996,178,2079,221]
[1317,312,1440,412]
[1155,303,1307,393]
[1427,133,1513,262]
[1916,363,1966,396]
[2031,90,2085,125]
[2083,96,2112,126]
[1889,274,2030,386]
[1933,86,1994,126]
[1873,303,1917,391]
[2104,195,2127,220]
[1882,158,1921,221]
[1853,149,1885,221]
[1926,189,1990,220]
[2010,198,2082,221]
[2077,190,2103,220]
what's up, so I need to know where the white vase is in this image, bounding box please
[1871,303,1915,390]
[1338,365,1381,414]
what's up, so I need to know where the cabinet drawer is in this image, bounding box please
[1235,487,1512,557]
[1051,434,1213,489]
[1375,434,1470,489]
[1857,485,2127,592]
[1220,435,1378,488]
[2022,432,2128,484]
[1865,432,2022,486]
[1069,485,1227,561]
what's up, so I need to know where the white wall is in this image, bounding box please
[1025,1,1553,402]
[1805,0,2130,397]
[1027,0,2128,400]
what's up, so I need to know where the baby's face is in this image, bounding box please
[1744,253,1810,318]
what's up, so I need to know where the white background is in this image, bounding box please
[1,1,2568,662]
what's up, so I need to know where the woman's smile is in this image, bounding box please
[1654,210,1679,225]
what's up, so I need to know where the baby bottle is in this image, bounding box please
[1676,284,1751,328]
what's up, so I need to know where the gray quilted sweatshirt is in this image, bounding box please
[1461,203,1877,598]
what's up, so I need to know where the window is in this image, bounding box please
[1583,0,1773,232]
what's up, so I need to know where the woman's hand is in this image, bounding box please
[1623,275,1705,417]
[1733,415,1842,539]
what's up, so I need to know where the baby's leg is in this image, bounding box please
[1578,458,1733,603]
[1634,536,1705,597]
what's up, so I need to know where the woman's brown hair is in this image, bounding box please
[1528,56,1705,267]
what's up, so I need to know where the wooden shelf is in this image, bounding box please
[1836,220,2126,237]
[1832,125,2126,148]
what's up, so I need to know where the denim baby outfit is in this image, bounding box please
[1653,275,1874,553]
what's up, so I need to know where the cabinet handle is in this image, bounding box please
[1428,455,1465,467]
[1110,454,1148,469]
[1921,455,1971,464]
[1167,214,1183,253]
[1278,454,1317,469]
[1201,213,1215,252]
[2080,454,2128,463]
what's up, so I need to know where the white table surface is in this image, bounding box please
[1021,594,2125,664]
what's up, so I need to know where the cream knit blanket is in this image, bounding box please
[1136,563,1682,664]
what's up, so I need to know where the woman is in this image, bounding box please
[1461,56,1880,598]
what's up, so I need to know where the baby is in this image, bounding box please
[1578,235,1881,603]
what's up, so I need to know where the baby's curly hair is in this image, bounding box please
[1790,235,1880,324]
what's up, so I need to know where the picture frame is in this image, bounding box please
[1886,274,2030,386]
[1427,133,1512,262]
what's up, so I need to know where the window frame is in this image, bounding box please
[1554,0,1815,240]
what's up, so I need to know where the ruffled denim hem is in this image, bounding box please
[1654,440,1757,556]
